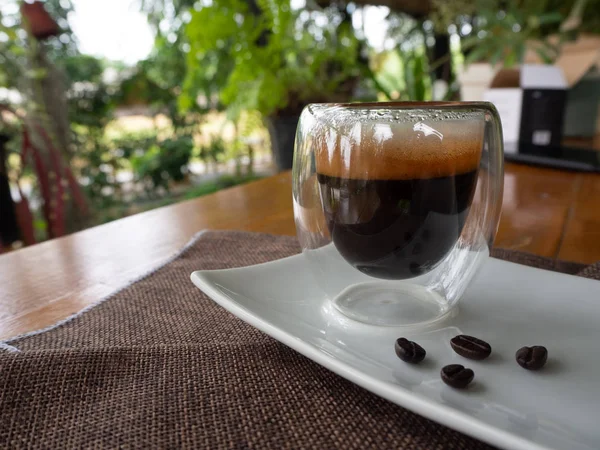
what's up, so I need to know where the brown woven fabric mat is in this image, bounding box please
[1,231,599,449]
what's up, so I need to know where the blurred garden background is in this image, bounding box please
[0,0,598,250]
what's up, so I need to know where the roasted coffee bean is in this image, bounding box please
[441,364,474,389]
[395,337,426,364]
[450,335,492,360]
[516,346,548,370]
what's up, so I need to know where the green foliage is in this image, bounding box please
[137,0,205,128]
[130,134,194,193]
[198,136,227,167]
[111,130,159,160]
[431,0,600,68]
[401,49,432,101]
[78,130,156,212]
[237,109,266,139]
[62,54,116,130]
[372,49,435,102]
[79,129,195,212]
[0,15,22,90]
[62,54,104,83]
[156,135,194,183]
[140,35,185,92]
[77,127,127,211]
[140,0,196,31]
[116,69,167,108]
[68,82,115,129]
[181,0,364,119]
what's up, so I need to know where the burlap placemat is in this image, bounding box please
[1,231,598,449]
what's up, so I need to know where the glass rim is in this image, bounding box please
[303,102,495,126]
[306,101,495,110]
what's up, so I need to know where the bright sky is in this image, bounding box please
[68,0,389,64]
[70,0,155,64]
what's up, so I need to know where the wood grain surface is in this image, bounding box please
[1,163,599,340]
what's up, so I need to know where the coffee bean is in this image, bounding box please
[516,346,548,370]
[450,335,491,360]
[441,364,474,389]
[394,338,426,364]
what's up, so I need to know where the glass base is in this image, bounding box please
[332,282,454,327]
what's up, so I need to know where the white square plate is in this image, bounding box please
[191,254,600,450]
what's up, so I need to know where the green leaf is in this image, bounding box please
[503,49,517,67]
[515,42,526,65]
[465,44,492,65]
[489,45,504,67]
[412,51,430,101]
[461,36,482,51]
[536,12,564,25]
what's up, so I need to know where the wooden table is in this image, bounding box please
[1,162,599,340]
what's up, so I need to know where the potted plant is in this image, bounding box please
[181,0,374,170]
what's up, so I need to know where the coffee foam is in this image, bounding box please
[314,119,483,180]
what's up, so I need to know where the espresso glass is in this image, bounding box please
[293,102,503,327]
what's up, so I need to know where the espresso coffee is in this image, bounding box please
[315,119,482,280]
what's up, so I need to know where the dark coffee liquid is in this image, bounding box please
[317,170,478,279]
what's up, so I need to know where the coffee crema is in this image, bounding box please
[315,120,483,280]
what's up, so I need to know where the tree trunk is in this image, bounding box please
[22,27,89,238]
